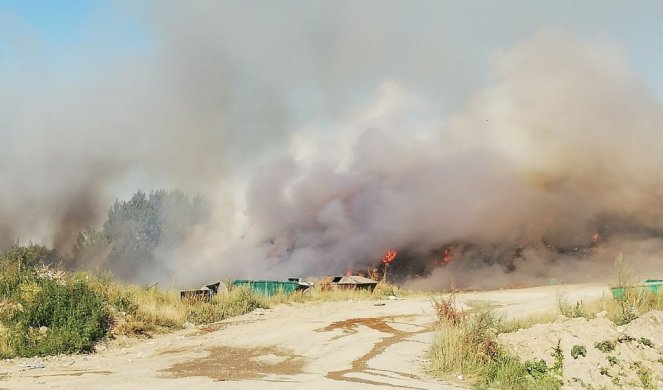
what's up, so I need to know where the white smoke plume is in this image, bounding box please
[2,1,662,288]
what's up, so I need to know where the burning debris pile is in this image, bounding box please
[227,31,663,290]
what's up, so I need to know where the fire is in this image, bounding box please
[591,233,600,242]
[382,249,397,265]
[441,247,453,264]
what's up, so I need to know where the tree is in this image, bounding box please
[74,189,210,279]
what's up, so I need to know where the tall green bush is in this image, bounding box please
[0,267,110,357]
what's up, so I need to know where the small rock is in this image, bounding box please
[596,311,608,319]
[39,326,48,335]
[388,295,397,300]
[19,362,45,370]
[457,374,465,381]
[555,315,568,323]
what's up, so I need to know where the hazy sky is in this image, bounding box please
[3,1,663,101]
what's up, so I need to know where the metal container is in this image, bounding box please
[232,280,305,296]
[611,279,663,300]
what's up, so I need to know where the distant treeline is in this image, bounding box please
[69,189,209,279]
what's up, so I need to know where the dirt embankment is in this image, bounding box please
[499,311,663,389]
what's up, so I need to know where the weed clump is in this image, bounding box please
[186,286,266,324]
[570,345,586,359]
[429,294,561,389]
[594,340,615,353]
[0,267,110,357]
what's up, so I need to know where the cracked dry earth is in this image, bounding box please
[0,284,607,390]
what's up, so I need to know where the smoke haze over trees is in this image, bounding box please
[2,2,663,287]
[71,190,208,282]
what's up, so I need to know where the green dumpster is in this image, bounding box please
[232,280,302,296]
[611,279,663,300]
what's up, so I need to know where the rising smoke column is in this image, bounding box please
[3,1,663,288]
[186,30,663,288]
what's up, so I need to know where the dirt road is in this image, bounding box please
[0,283,608,389]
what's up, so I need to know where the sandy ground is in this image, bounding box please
[0,283,608,390]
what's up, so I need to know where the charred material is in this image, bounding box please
[180,281,228,302]
[320,275,378,292]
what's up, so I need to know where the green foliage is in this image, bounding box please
[0,243,58,270]
[524,359,548,376]
[607,355,618,366]
[73,189,209,279]
[558,298,590,319]
[71,227,110,267]
[0,265,110,357]
[633,362,654,389]
[594,340,615,353]
[571,344,586,359]
[186,287,266,325]
[610,253,641,325]
[430,308,561,389]
[639,337,653,348]
[551,340,563,375]
[87,274,139,315]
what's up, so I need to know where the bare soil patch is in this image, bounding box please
[318,315,433,388]
[499,311,663,389]
[162,346,305,381]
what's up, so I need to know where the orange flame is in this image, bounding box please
[440,247,453,264]
[382,249,397,265]
[591,233,600,242]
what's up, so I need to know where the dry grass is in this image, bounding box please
[265,281,430,305]
[555,254,663,325]
[85,276,427,339]
[566,291,663,325]
[429,293,561,389]
[0,323,11,357]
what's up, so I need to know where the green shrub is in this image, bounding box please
[594,340,615,353]
[571,345,586,359]
[0,244,58,270]
[429,308,561,389]
[0,267,110,357]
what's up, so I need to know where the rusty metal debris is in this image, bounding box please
[320,275,378,292]
[180,281,228,302]
[180,278,313,301]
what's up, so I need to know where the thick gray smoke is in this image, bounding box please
[2,2,662,288]
[187,30,663,288]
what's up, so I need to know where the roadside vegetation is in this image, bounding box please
[557,253,663,325]
[429,292,562,389]
[0,243,417,358]
[429,254,663,389]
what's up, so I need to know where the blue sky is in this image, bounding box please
[1,1,662,102]
[3,0,100,46]
[0,0,152,77]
